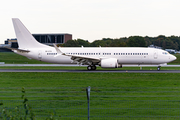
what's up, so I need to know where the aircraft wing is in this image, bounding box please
[53,44,100,65]
[65,54,100,65]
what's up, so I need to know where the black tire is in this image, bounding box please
[157,66,161,71]
[87,66,92,70]
[91,65,96,70]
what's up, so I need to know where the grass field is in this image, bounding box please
[1,73,180,119]
[0,52,48,64]
[1,52,180,119]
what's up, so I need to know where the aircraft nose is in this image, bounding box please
[170,54,177,61]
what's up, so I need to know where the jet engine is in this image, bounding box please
[100,58,122,68]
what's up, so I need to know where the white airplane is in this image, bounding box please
[11,18,176,71]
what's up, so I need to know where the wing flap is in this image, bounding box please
[69,54,100,61]
[67,54,100,65]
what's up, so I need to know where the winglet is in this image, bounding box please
[53,44,65,57]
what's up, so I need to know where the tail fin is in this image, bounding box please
[12,18,47,49]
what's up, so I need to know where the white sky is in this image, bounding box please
[1,0,180,44]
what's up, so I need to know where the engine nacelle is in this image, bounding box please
[100,58,122,68]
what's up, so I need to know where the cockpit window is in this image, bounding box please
[162,52,168,55]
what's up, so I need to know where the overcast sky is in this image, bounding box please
[1,0,180,44]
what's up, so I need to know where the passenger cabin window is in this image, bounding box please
[113,53,149,56]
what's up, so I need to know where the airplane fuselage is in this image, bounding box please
[14,47,176,65]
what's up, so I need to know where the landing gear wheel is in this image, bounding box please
[157,66,161,71]
[91,65,96,70]
[87,65,96,70]
[87,65,92,70]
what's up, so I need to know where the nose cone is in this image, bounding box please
[170,54,177,62]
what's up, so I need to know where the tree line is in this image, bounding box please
[58,35,180,50]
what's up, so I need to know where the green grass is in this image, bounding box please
[0,52,48,64]
[1,73,180,119]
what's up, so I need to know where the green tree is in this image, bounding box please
[76,39,90,47]
[58,35,180,50]
[61,40,79,47]
[90,40,107,47]
[110,39,127,47]
[127,36,146,47]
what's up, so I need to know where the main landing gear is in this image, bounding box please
[87,65,96,70]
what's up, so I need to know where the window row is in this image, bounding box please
[114,53,148,55]
[47,52,149,56]
[47,53,57,55]
[103,53,111,55]
[66,53,101,55]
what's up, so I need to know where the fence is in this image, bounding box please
[0,87,180,119]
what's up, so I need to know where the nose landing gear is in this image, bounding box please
[157,66,161,71]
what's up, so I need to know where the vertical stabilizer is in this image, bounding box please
[12,18,47,49]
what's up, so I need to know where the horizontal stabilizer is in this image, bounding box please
[7,47,30,53]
